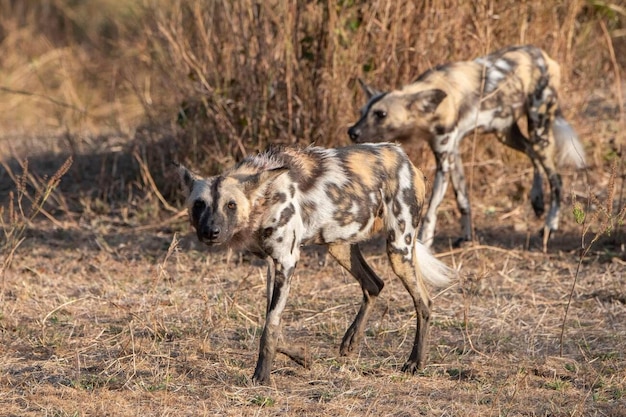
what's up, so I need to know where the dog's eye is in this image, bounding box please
[374,110,387,120]
[227,201,237,210]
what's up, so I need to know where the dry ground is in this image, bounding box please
[1,127,625,417]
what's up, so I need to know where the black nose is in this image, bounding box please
[348,126,360,142]
[201,225,221,240]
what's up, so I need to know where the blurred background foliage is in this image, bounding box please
[0,0,624,197]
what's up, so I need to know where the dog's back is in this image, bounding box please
[260,143,427,246]
[394,45,563,137]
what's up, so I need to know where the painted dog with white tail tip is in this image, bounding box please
[177,143,454,384]
[348,45,586,251]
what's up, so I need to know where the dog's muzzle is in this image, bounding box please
[198,224,222,245]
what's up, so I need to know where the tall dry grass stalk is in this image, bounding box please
[0,157,73,277]
[561,147,625,355]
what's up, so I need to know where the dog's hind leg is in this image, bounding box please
[527,85,562,251]
[530,166,545,218]
[328,243,385,356]
[387,202,432,373]
[387,240,432,373]
[498,123,546,218]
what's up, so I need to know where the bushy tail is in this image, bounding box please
[554,115,586,169]
[415,242,455,288]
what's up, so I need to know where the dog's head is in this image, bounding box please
[177,164,286,246]
[348,79,447,143]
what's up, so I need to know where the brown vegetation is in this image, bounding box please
[0,1,625,416]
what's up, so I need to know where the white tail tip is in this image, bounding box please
[416,242,455,288]
[554,117,586,169]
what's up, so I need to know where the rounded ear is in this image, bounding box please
[176,163,198,194]
[358,78,383,100]
[406,89,447,113]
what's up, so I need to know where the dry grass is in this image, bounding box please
[1,1,625,416]
[1,217,624,416]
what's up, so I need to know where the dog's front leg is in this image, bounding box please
[252,253,298,384]
[264,257,275,315]
[419,150,451,247]
[448,147,473,244]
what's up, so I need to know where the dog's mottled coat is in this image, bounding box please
[178,143,453,384]
[348,45,586,249]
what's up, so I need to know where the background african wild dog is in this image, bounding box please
[177,143,454,384]
[348,45,586,251]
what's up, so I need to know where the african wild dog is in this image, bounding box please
[348,45,586,250]
[177,143,453,384]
